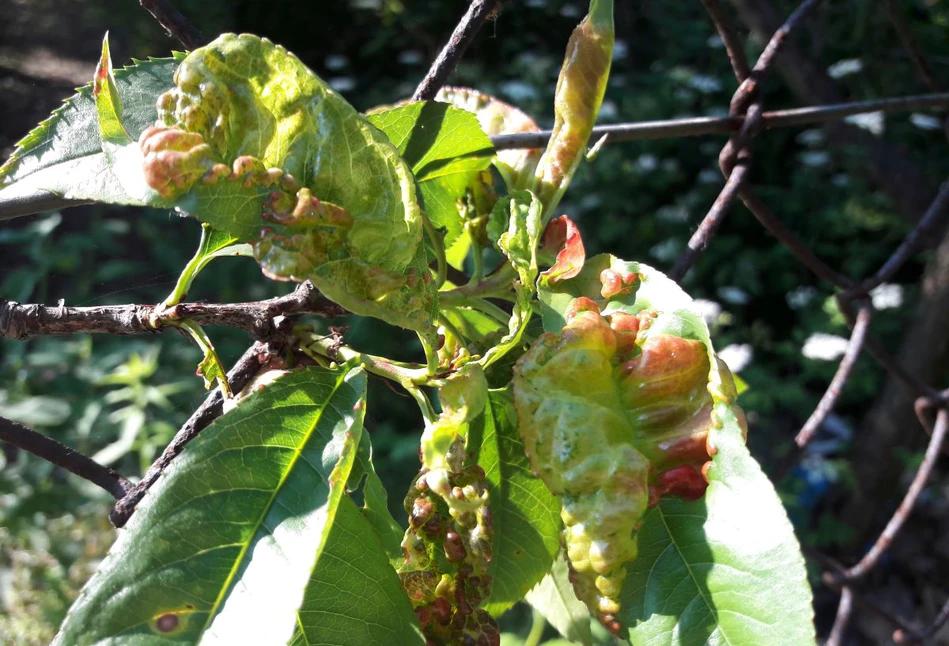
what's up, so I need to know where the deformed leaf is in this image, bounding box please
[539,214,585,284]
[531,255,814,642]
[534,0,614,217]
[134,33,436,333]
[54,366,421,645]
[0,53,183,212]
[466,389,561,617]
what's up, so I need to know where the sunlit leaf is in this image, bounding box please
[525,555,593,646]
[55,366,420,645]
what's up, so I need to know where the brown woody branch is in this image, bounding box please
[0,281,346,341]
[0,416,132,499]
[412,0,500,101]
[138,0,203,50]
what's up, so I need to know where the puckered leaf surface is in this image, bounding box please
[536,255,815,645]
[54,366,421,645]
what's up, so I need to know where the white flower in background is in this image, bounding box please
[328,77,356,92]
[613,40,628,61]
[635,154,658,173]
[688,74,722,94]
[719,343,753,373]
[827,58,863,79]
[692,299,723,326]
[796,129,824,146]
[799,151,830,167]
[324,54,348,71]
[698,168,720,184]
[649,239,681,263]
[707,34,724,48]
[598,99,619,121]
[786,286,818,309]
[910,113,942,131]
[718,286,750,305]
[499,80,539,102]
[397,50,423,65]
[802,333,850,360]
[870,283,903,310]
[845,112,884,136]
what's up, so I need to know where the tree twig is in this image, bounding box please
[138,0,203,50]
[0,416,132,499]
[412,0,500,101]
[0,281,345,341]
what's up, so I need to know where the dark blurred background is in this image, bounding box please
[0,0,947,643]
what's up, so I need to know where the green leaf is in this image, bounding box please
[367,101,494,252]
[163,223,251,306]
[292,496,424,645]
[525,556,593,646]
[0,53,182,213]
[435,86,543,192]
[55,366,420,645]
[350,429,405,562]
[467,389,561,617]
[617,405,815,645]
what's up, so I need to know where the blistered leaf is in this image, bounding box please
[466,389,561,616]
[0,53,182,214]
[530,255,813,642]
[135,34,435,333]
[435,86,543,192]
[534,0,614,217]
[55,367,420,645]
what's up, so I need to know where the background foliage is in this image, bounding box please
[0,0,947,643]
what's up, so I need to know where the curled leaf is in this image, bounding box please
[534,0,614,217]
[539,215,585,284]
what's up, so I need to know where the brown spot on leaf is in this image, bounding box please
[155,613,179,633]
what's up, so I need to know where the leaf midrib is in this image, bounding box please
[655,505,732,646]
[199,370,350,636]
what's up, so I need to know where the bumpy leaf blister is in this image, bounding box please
[135,33,436,333]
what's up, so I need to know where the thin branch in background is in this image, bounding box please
[110,341,269,527]
[884,0,941,94]
[138,0,203,50]
[895,596,949,644]
[839,408,948,581]
[0,281,346,341]
[669,163,750,280]
[0,416,132,499]
[826,586,854,646]
[489,93,949,149]
[412,0,500,101]
[700,0,751,82]
[862,180,949,292]
[795,303,871,447]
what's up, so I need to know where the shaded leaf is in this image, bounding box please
[368,101,494,252]
[467,389,561,616]
[55,366,419,645]
[436,86,543,192]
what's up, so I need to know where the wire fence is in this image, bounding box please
[0,0,947,642]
